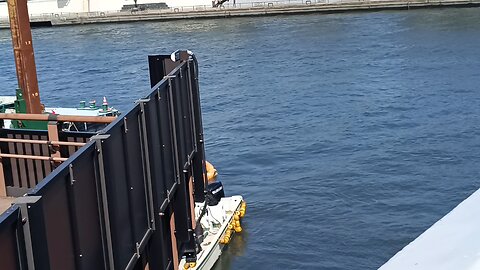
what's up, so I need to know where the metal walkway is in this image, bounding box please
[380,189,480,270]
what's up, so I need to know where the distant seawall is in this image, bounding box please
[1,0,479,28]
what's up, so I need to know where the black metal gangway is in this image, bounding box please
[0,51,209,270]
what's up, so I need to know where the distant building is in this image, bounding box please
[0,0,212,18]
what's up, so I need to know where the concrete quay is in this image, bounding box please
[0,0,479,28]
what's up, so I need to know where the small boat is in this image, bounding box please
[180,195,246,270]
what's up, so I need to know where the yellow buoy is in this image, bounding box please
[206,161,218,184]
[224,236,230,244]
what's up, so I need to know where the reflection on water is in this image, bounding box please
[212,228,248,270]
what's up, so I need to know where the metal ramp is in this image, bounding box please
[380,189,480,270]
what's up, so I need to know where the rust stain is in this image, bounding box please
[7,0,43,114]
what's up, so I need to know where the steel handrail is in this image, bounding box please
[0,153,67,162]
[0,138,86,147]
[0,113,116,123]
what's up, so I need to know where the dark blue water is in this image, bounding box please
[2,8,480,269]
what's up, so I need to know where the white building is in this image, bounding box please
[0,0,212,18]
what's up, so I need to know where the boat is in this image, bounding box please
[0,1,245,270]
[181,196,246,270]
[1,92,120,132]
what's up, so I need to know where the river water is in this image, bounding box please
[1,7,480,270]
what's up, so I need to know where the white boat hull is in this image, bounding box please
[179,195,245,270]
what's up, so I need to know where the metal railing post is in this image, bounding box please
[15,196,42,270]
[136,99,156,231]
[91,134,115,270]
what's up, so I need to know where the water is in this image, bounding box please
[1,8,480,269]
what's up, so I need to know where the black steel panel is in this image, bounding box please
[69,144,106,270]
[148,54,170,87]
[102,123,135,269]
[147,210,175,270]
[121,108,150,244]
[143,94,167,206]
[25,141,101,270]
[189,60,206,202]
[102,106,152,269]
[168,71,196,254]
[0,206,25,270]
[32,167,76,270]
[158,83,179,199]
[172,174,195,249]
[170,75,187,169]
[185,64,197,159]
[0,53,209,270]
[179,66,194,159]
[26,198,50,269]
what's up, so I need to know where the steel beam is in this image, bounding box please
[15,196,42,270]
[7,0,42,114]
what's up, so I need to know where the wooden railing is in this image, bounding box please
[0,114,116,197]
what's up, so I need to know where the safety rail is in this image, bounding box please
[0,113,116,123]
[0,127,95,197]
[0,138,86,147]
[0,114,115,197]
[0,51,207,270]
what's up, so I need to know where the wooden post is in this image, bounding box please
[189,176,196,229]
[0,149,6,197]
[170,212,179,270]
[47,121,61,160]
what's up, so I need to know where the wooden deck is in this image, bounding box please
[0,197,14,214]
